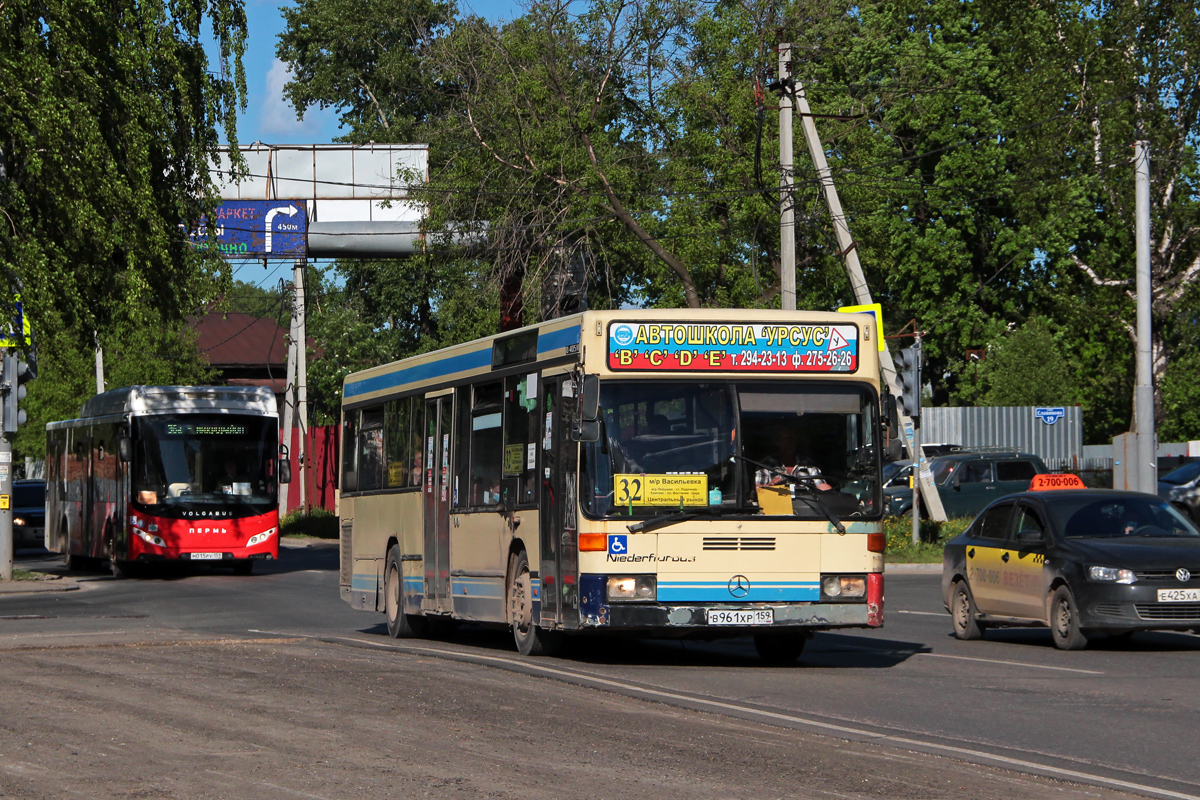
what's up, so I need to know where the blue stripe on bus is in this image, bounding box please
[538,325,580,353]
[656,581,820,603]
[351,574,379,592]
[345,347,492,399]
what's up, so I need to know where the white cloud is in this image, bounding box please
[258,59,315,137]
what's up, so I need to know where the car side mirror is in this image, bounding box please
[1016,529,1043,545]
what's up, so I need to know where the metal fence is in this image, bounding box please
[922,406,1083,466]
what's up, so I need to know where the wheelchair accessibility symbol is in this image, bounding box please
[608,534,628,555]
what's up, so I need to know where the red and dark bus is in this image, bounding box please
[46,386,289,576]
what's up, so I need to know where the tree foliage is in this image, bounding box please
[277,0,1200,444]
[0,0,247,351]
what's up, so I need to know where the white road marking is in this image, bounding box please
[300,633,1190,799]
[915,652,1103,675]
[895,610,945,617]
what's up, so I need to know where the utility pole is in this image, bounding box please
[1133,141,1155,493]
[0,350,10,581]
[279,277,298,518]
[792,76,947,521]
[294,258,309,514]
[778,43,796,311]
[94,331,105,395]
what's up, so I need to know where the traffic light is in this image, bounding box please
[2,351,32,434]
[892,344,921,420]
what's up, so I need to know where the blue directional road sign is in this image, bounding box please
[188,200,308,258]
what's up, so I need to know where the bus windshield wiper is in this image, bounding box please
[627,507,728,533]
[730,455,847,534]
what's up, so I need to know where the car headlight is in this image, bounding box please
[246,528,277,547]
[822,575,867,599]
[1088,565,1137,584]
[12,517,24,526]
[134,528,166,547]
[606,575,656,602]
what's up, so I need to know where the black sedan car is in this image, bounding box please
[12,479,46,550]
[942,480,1200,650]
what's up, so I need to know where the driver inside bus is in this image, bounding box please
[756,428,860,516]
[220,458,250,495]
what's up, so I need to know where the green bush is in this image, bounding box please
[883,515,974,563]
[280,507,339,539]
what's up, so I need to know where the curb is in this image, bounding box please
[0,576,81,595]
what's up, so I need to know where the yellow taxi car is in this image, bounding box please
[941,474,1200,649]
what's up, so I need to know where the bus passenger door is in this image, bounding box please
[539,376,579,630]
[423,397,453,614]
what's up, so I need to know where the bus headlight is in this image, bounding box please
[246,528,277,547]
[12,517,24,526]
[134,528,166,547]
[607,575,656,602]
[822,575,866,599]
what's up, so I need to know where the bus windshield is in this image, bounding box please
[583,381,880,519]
[132,414,278,515]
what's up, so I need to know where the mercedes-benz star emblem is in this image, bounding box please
[728,575,750,598]
[1177,568,1192,583]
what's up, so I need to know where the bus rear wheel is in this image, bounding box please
[385,546,426,638]
[508,549,561,657]
[753,631,809,665]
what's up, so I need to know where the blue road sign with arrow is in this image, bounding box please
[186,200,308,258]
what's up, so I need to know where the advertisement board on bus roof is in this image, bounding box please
[606,321,859,373]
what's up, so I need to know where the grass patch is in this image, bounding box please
[884,515,973,563]
[11,569,38,581]
[280,507,339,539]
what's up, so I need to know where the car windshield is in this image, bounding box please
[581,381,880,520]
[1051,496,1200,539]
[132,414,278,513]
[1161,461,1200,486]
[14,483,44,508]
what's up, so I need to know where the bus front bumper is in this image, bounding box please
[586,601,878,631]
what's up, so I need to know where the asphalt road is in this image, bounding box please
[2,542,1198,800]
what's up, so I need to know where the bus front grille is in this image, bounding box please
[702,537,776,551]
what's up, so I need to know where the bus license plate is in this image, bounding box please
[706,609,773,626]
[190,552,224,561]
[1157,589,1200,602]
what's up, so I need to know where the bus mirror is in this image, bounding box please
[278,444,292,485]
[886,439,903,462]
[117,435,132,463]
[884,392,898,431]
[580,374,599,421]
[572,419,601,443]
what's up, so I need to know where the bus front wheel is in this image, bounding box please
[385,546,427,638]
[508,550,561,657]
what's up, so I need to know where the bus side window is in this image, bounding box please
[469,382,503,506]
[359,408,385,492]
[342,410,359,493]
[504,373,538,505]
[384,396,413,489]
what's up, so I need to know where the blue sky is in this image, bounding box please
[238,0,524,145]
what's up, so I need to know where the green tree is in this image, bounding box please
[276,0,456,143]
[967,318,1079,408]
[0,0,247,352]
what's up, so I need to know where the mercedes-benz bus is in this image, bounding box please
[339,310,886,662]
[46,385,288,576]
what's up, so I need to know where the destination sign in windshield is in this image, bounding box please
[607,322,859,373]
[164,423,248,437]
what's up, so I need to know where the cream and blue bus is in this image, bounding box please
[339,310,886,662]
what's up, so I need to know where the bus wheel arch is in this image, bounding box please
[384,543,426,638]
[507,548,561,657]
